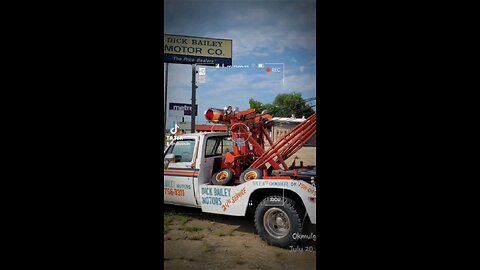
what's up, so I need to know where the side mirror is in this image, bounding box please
[165,153,175,162]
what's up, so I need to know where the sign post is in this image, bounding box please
[164,63,169,134]
[191,64,197,133]
[164,63,169,150]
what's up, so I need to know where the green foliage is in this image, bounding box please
[183,226,203,232]
[248,98,266,113]
[187,234,204,240]
[249,92,315,118]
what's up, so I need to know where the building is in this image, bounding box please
[268,115,316,167]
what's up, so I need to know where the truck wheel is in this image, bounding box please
[239,168,263,183]
[211,168,235,186]
[254,196,303,248]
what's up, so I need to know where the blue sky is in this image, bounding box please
[164,0,316,129]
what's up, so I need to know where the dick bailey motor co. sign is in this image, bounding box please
[164,34,232,66]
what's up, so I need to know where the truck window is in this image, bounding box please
[222,137,233,154]
[165,139,195,162]
[205,136,232,157]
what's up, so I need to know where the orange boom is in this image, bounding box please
[204,105,316,186]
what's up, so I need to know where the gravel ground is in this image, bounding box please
[164,204,316,270]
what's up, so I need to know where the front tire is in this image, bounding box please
[254,196,303,248]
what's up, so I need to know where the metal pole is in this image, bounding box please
[164,63,169,150]
[191,64,197,133]
[164,63,169,135]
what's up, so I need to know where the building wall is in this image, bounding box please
[284,146,316,167]
[267,121,316,167]
[263,142,316,167]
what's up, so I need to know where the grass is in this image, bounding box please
[187,234,204,240]
[164,211,191,225]
[182,226,203,232]
[164,211,194,236]
[164,211,176,225]
[164,211,176,235]
[214,227,236,237]
[203,241,214,253]
[177,215,191,225]
[164,216,175,225]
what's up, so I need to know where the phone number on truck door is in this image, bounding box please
[164,188,185,197]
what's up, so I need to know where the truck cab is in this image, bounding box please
[164,132,232,207]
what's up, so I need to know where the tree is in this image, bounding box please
[248,98,266,113]
[249,92,315,118]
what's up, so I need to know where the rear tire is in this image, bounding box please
[211,168,235,186]
[254,195,303,248]
[239,168,263,183]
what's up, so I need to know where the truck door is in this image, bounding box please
[200,136,233,185]
[164,139,198,206]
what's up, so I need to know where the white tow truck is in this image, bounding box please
[164,131,316,248]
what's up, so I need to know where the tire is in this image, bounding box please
[211,168,235,186]
[254,195,303,248]
[239,168,263,183]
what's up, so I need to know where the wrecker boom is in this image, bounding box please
[205,106,316,184]
[250,113,316,170]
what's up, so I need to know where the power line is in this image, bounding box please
[303,97,316,102]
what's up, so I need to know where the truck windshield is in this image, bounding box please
[165,139,195,162]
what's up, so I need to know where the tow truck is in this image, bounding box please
[164,106,316,248]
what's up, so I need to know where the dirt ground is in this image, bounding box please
[164,204,316,270]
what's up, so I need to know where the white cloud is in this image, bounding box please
[299,66,305,72]
[204,3,316,58]
[251,52,270,57]
[164,64,194,103]
[207,27,315,58]
[282,73,316,94]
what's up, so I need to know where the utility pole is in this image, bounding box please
[191,64,197,133]
[163,63,168,149]
[164,63,169,135]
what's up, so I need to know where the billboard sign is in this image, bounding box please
[164,34,232,66]
[169,102,198,116]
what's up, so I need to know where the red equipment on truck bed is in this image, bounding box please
[204,106,316,185]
